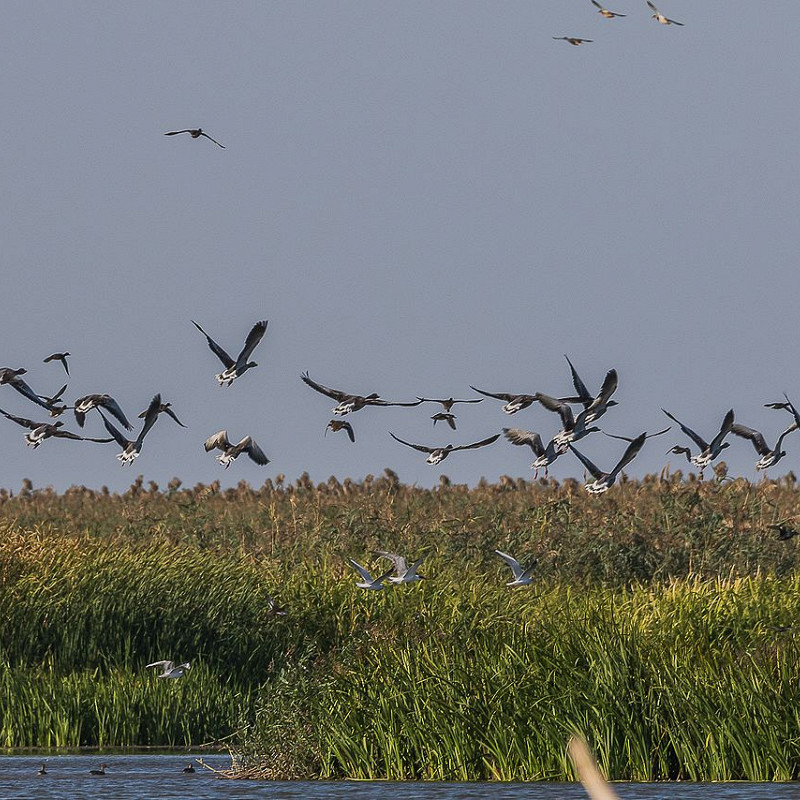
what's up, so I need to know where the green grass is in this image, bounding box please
[1,471,800,778]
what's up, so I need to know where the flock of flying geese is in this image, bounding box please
[554,0,683,45]
[3,316,800,489]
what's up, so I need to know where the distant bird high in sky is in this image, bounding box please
[301,372,423,415]
[389,432,500,464]
[204,430,269,468]
[193,319,268,387]
[646,1,684,26]
[553,36,593,46]
[164,128,225,148]
[43,352,70,375]
[591,0,626,18]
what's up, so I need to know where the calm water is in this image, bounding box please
[0,755,799,800]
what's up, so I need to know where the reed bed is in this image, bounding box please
[1,471,800,778]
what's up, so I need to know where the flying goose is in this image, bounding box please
[416,396,483,412]
[193,319,268,386]
[204,430,269,468]
[301,372,423,415]
[43,352,70,375]
[389,432,500,464]
[494,550,538,588]
[147,659,191,678]
[553,36,593,45]
[325,419,355,442]
[348,558,394,590]
[373,550,426,584]
[139,400,187,428]
[164,128,225,148]
[591,0,626,17]
[74,394,132,430]
[662,408,734,470]
[569,432,647,494]
[100,394,162,464]
[431,412,457,430]
[502,428,563,478]
[0,409,112,449]
[562,358,620,420]
[469,386,539,415]
[647,1,683,25]
[730,421,798,471]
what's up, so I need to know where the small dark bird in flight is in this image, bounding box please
[164,128,225,148]
[43,352,70,375]
[553,36,593,45]
[591,0,626,18]
[193,319,268,386]
[204,430,269,469]
[325,419,355,442]
[647,1,683,25]
[389,432,500,464]
[431,412,457,430]
[301,372,422,415]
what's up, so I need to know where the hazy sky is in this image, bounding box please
[2,1,800,493]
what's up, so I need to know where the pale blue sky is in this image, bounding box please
[2,1,799,492]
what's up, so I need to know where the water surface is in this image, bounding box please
[0,755,797,800]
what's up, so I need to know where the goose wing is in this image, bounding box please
[538,394,575,430]
[494,550,524,580]
[568,444,603,480]
[164,130,193,136]
[235,320,268,365]
[708,409,735,452]
[503,428,544,456]
[163,406,187,428]
[380,398,424,408]
[730,424,769,456]
[602,426,670,443]
[608,433,647,480]
[452,433,501,452]
[99,412,130,449]
[300,372,348,402]
[0,408,39,430]
[204,430,231,453]
[587,369,618,411]
[341,421,355,442]
[199,131,226,148]
[136,394,162,445]
[241,437,270,466]
[646,1,659,11]
[661,409,709,451]
[469,386,517,402]
[192,321,235,368]
[9,377,49,409]
[564,355,592,404]
[99,396,132,431]
[389,432,434,454]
